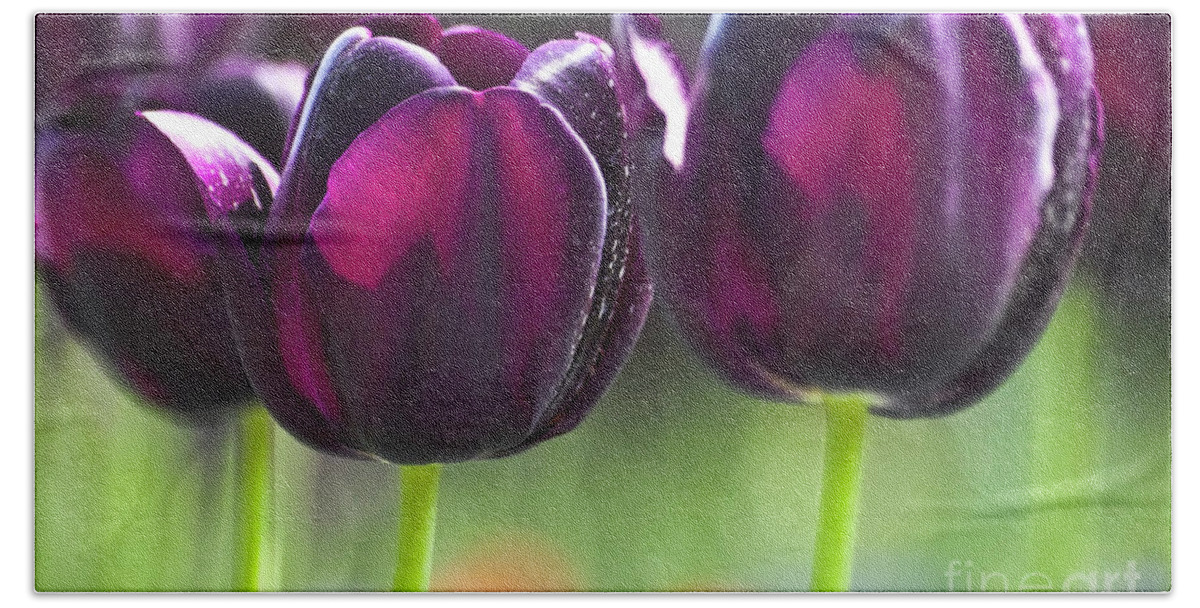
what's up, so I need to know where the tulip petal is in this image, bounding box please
[260,27,455,453]
[139,109,280,224]
[512,36,625,191]
[645,122,799,402]
[512,34,652,438]
[496,231,653,456]
[880,14,1101,417]
[304,85,606,463]
[36,118,211,280]
[633,15,832,400]
[614,18,784,400]
[196,58,309,164]
[276,27,455,225]
[612,13,691,167]
[438,25,530,91]
[654,15,1081,402]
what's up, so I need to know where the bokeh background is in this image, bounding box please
[34,13,1170,591]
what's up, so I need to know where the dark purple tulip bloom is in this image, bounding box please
[616,14,1101,417]
[34,14,306,420]
[35,109,265,420]
[150,21,652,463]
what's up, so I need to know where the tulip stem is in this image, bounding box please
[233,406,273,592]
[811,393,870,592]
[393,463,443,592]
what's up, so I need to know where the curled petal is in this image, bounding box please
[139,109,280,223]
[612,13,691,167]
[513,35,624,171]
[513,35,648,425]
[275,27,454,226]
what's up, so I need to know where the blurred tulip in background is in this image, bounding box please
[616,14,1102,418]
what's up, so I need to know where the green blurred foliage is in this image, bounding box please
[33,14,1169,590]
[34,278,1170,591]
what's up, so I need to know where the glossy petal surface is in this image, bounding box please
[500,231,653,455]
[141,110,281,221]
[512,35,649,434]
[612,14,691,166]
[882,14,1101,417]
[274,27,454,227]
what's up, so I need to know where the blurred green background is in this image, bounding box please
[33,13,1170,592]
[34,275,1171,591]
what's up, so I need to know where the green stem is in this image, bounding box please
[232,406,273,592]
[811,393,870,592]
[393,463,443,592]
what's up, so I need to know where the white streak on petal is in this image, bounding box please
[629,29,689,169]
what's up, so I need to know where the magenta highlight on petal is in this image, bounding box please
[615,13,1101,417]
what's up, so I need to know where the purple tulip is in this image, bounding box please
[35,110,260,419]
[35,14,305,420]
[616,14,1101,417]
[149,19,652,462]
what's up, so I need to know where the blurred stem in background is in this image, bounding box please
[232,406,273,591]
[811,393,871,592]
[394,463,443,592]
